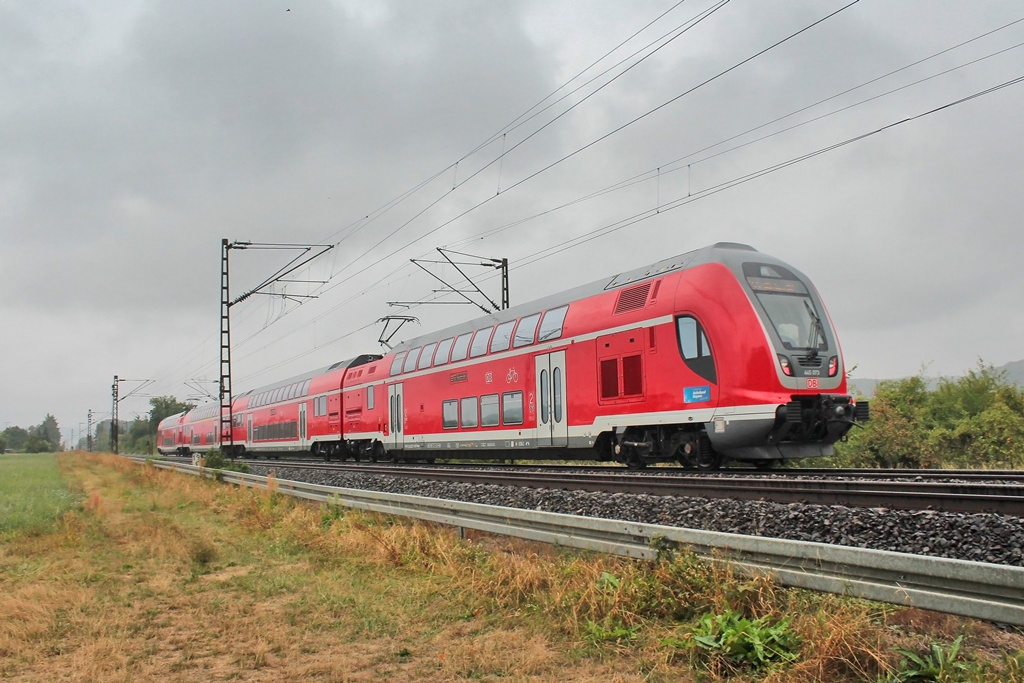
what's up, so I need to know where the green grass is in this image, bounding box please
[0,453,78,535]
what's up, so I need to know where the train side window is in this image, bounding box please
[460,397,478,428]
[539,369,549,423]
[302,379,311,395]
[600,359,619,399]
[469,327,493,358]
[450,332,473,362]
[676,316,717,384]
[537,305,569,342]
[502,391,524,425]
[513,313,540,348]
[403,347,421,373]
[433,337,455,366]
[390,351,407,376]
[553,366,563,423]
[480,394,500,427]
[418,342,437,371]
[490,320,516,354]
[442,400,458,429]
[622,354,643,396]
[366,385,375,410]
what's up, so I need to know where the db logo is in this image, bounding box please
[806,378,819,389]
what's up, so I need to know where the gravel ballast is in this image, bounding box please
[248,465,1024,567]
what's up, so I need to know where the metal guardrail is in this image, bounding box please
[146,459,1024,626]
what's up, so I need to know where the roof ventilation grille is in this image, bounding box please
[614,282,652,314]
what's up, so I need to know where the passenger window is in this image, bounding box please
[450,332,473,362]
[390,351,407,376]
[490,321,516,354]
[469,327,493,358]
[513,313,540,348]
[537,305,569,342]
[433,338,454,366]
[460,397,478,428]
[502,391,524,425]
[480,394,500,427]
[676,315,717,384]
[418,342,437,371]
[442,400,458,429]
[403,347,421,373]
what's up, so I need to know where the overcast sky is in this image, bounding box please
[3,0,1023,445]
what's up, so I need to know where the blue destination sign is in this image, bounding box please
[684,386,711,403]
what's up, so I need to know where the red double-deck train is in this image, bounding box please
[157,242,868,468]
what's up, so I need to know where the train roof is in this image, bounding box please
[232,354,382,399]
[389,242,765,353]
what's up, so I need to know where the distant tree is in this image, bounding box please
[2,426,29,451]
[128,418,154,454]
[24,434,53,453]
[32,414,62,452]
[0,435,7,454]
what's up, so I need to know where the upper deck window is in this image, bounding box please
[537,305,569,342]
[403,348,421,373]
[469,327,493,358]
[513,313,540,348]
[418,342,437,371]
[390,351,407,376]
[490,320,516,354]
[450,332,473,362]
[433,338,454,366]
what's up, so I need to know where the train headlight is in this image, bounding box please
[828,356,839,377]
[778,354,793,376]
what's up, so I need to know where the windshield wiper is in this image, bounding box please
[803,300,826,357]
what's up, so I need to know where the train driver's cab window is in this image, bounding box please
[490,320,516,354]
[513,313,540,348]
[469,327,493,358]
[537,305,569,342]
[450,332,473,362]
[676,316,717,384]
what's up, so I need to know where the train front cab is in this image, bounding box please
[699,251,870,465]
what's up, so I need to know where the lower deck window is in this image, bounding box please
[502,391,524,425]
[481,394,500,427]
[442,400,458,429]
[460,397,478,428]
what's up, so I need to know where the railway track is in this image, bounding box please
[237,459,1024,516]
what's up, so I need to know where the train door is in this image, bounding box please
[299,402,307,450]
[534,351,568,447]
[388,383,404,450]
[247,415,253,448]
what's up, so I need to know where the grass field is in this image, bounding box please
[0,453,79,536]
[0,452,1022,681]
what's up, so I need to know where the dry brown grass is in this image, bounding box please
[1,453,1022,682]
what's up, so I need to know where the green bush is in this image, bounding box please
[835,363,1024,469]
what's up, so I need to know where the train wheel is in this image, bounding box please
[692,441,721,471]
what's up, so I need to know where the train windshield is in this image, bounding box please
[743,262,827,352]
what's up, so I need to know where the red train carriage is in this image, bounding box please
[341,242,867,468]
[156,411,188,455]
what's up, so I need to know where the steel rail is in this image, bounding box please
[236,461,1024,516]
[142,458,1024,626]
